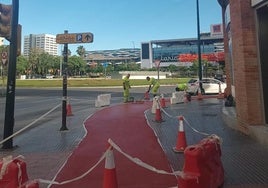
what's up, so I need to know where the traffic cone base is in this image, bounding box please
[173,132,187,153]
[197,91,203,100]
[154,108,163,122]
[217,83,224,99]
[103,147,118,188]
[66,104,73,116]
[160,94,167,108]
[103,169,118,188]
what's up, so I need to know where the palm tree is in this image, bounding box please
[76,45,86,57]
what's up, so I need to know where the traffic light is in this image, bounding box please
[0,3,12,40]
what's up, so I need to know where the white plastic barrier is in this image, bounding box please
[170,91,185,104]
[95,94,111,107]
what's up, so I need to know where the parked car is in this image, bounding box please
[45,74,54,79]
[186,78,226,95]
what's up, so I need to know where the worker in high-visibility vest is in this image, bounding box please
[123,74,131,102]
[146,76,160,97]
[175,83,188,91]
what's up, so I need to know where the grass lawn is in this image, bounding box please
[13,78,190,87]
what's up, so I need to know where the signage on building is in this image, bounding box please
[56,32,94,44]
[210,24,223,37]
[160,56,178,62]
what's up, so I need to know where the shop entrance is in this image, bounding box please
[257,4,268,124]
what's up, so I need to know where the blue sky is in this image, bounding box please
[2,0,222,54]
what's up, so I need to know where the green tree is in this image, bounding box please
[168,64,178,73]
[17,56,29,75]
[68,55,87,76]
[28,48,43,76]
[76,45,86,57]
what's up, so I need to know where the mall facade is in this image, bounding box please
[140,24,224,69]
[218,0,268,144]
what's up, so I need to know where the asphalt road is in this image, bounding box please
[0,86,176,141]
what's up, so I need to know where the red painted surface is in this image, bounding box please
[50,102,177,188]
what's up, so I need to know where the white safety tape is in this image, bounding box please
[107,139,185,177]
[37,139,197,186]
[38,150,107,185]
[0,103,62,145]
[157,100,222,141]
[157,100,173,118]
[183,117,210,137]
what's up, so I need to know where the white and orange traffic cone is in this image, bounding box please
[66,98,73,116]
[103,145,118,188]
[160,94,166,108]
[151,96,158,114]
[173,116,187,153]
[154,100,163,122]
[217,83,224,99]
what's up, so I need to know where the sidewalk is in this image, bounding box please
[1,97,268,188]
[145,97,268,187]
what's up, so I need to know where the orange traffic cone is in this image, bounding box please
[66,99,73,116]
[160,94,166,108]
[197,87,203,100]
[217,83,224,99]
[154,101,163,122]
[144,91,150,100]
[173,116,187,153]
[103,145,118,188]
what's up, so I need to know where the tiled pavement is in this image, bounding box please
[145,98,268,187]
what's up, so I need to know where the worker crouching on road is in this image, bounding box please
[146,76,160,97]
[175,83,187,91]
[175,82,191,101]
[123,74,131,103]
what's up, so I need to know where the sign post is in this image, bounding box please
[56,32,93,44]
[2,0,19,149]
[60,30,68,131]
[56,31,94,131]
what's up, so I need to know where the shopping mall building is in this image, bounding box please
[140,26,224,69]
[217,0,268,144]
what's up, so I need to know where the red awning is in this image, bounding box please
[178,52,225,62]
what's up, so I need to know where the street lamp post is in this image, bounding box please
[196,0,203,92]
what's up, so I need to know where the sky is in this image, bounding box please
[2,0,223,55]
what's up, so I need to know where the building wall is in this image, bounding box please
[222,0,265,133]
[141,31,224,69]
[23,34,58,57]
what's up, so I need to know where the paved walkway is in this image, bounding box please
[145,98,268,188]
[1,97,268,188]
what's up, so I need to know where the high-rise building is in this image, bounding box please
[23,34,58,56]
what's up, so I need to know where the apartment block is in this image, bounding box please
[23,34,58,56]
